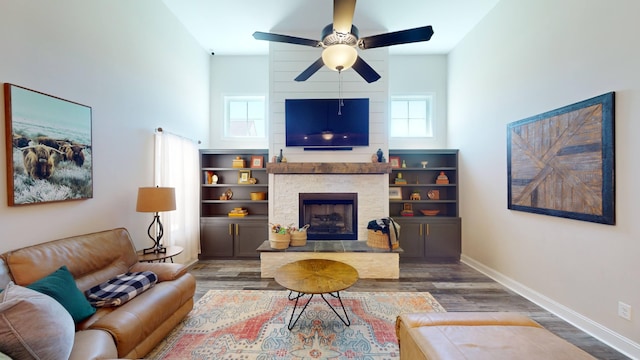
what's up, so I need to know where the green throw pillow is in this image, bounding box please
[27,265,96,323]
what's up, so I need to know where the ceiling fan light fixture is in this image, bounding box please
[322,44,357,71]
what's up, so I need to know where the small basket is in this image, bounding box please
[367,230,399,250]
[270,233,290,249]
[290,231,307,246]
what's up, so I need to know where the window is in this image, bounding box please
[224,96,266,138]
[390,95,433,138]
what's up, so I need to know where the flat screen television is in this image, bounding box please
[285,98,369,149]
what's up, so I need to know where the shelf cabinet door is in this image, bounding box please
[200,219,234,258]
[234,219,269,258]
[425,218,461,260]
[395,220,425,259]
[394,217,461,261]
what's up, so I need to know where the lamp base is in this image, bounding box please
[143,246,167,254]
[143,213,168,254]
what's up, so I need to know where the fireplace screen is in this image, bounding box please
[299,193,357,240]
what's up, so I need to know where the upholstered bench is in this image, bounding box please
[396,312,596,359]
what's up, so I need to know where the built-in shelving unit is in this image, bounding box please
[199,149,269,259]
[389,149,461,261]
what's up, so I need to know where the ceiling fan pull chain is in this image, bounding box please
[338,69,344,115]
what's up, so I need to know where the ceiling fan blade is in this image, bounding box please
[294,58,325,82]
[333,0,356,33]
[352,56,381,83]
[253,31,321,48]
[358,26,434,49]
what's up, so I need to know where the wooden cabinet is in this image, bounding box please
[389,150,461,261]
[200,218,268,259]
[199,150,269,259]
[394,217,461,261]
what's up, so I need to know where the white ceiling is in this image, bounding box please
[162,0,500,55]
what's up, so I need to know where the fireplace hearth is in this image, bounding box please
[299,193,357,240]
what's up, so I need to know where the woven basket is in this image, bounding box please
[367,230,399,250]
[290,231,307,246]
[269,233,290,249]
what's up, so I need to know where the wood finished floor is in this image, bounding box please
[189,259,628,360]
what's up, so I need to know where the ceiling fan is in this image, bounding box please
[253,0,434,83]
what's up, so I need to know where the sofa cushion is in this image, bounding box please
[86,271,158,307]
[396,312,597,360]
[27,265,96,323]
[0,282,75,360]
[69,329,118,360]
[2,228,138,293]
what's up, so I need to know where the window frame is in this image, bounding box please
[389,94,435,139]
[222,95,267,140]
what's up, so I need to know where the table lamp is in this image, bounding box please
[136,186,176,254]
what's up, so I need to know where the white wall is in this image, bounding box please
[389,55,448,149]
[449,0,640,355]
[268,40,389,163]
[209,56,269,149]
[207,54,449,156]
[0,0,209,254]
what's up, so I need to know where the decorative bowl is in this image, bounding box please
[250,192,266,200]
[420,209,440,216]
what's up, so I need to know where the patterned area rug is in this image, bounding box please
[147,290,445,360]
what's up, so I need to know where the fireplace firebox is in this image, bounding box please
[299,193,357,240]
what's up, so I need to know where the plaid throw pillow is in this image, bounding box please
[85,271,158,307]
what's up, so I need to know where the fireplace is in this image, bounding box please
[269,164,391,241]
[299,193,357,240]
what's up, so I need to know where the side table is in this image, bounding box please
[137,246,183,263]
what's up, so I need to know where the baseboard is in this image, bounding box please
[184,258,199,270]
[461,254,640,359]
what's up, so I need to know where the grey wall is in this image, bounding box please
[449,0,640,355]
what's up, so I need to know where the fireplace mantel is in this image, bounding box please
[267,162,392,174]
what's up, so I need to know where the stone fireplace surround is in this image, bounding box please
[268,163,392,240]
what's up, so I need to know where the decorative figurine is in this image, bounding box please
[436,171,450,184]
[394,172,407,184]
[376,148,383,162]
[277,149,283,163]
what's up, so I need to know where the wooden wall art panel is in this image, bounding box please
[507,92,615,224]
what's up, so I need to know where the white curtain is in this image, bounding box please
[154,130,200,264]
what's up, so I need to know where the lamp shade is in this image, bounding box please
[136,187,176,212]
[322,44,358,71]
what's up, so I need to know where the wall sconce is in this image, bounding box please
[136,186,176,254]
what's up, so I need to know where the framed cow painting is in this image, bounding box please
[4,83,93,206]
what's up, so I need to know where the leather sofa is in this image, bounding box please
[0,227,196,359]
[396,312,596,359]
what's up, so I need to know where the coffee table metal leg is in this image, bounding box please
[321,291,351,326]
[286,291,351,329]
[287,291,314,330]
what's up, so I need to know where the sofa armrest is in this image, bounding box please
[129,262,187,282]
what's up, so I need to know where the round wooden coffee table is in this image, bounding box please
[275,259,359,330]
